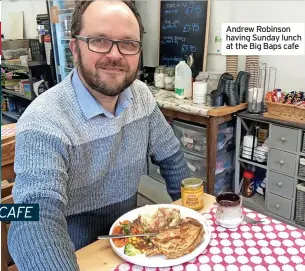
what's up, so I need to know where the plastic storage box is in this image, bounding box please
[148,151,207,183]
[173,120,234,157]
[214,169,234,195]
[173,120,207,156]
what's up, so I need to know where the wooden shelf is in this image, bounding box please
[208,103,248,117]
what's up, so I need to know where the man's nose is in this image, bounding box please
[105,43,123,59]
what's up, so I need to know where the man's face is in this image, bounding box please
[70,1,141,96]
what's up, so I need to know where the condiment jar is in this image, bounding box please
[181,178,204,210]
[154,65,166,89]
[164,67,175,91]
[241,170,255,197]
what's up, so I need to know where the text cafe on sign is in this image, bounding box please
[0,204,39,221]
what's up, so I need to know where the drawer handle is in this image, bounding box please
[278,182,283,187]
[281,137,286,142]
[276,204,280,209]
[279,160,284,165]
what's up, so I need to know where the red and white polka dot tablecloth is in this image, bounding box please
[113,207,305,271]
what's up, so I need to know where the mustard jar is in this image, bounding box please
[181,178,204,210]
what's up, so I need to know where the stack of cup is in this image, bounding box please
[193,81,207,104]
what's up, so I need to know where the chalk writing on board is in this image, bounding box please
[185,5,201,15]
[174,36,187,43]
[162,19,180,30]
[165,3,181,9]
[183,23,200,32]
[162,56,184,62]
[192,23,200,32]
[162,36,179,45]
[185,7,193,15]
[183,24,191,33]
[181,44,197,53]
[165,9,179,14]
[181,44,188,52]
[195,6,201,14]
[181,2,196,8]
[190,45,197,52]
[159,0,208,72]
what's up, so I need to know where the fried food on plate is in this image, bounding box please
[149,217,204,259]
[112,208,205,259]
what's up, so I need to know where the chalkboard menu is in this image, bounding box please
[159,1,209,76]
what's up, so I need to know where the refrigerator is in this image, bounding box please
[46,0,75,83]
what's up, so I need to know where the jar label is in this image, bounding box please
[182,191,204,210]
[175,88,184,96]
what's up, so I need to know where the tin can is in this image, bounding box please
[181,178,204,210]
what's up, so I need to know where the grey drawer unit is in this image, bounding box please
[270,124,299,152]
[267,171,294,199]
[269,149,297,176]
[266,192,292,220]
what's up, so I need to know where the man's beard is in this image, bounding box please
[76,46,138,97]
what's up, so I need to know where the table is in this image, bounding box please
[1,123,16,144]
[152,89,247,194]
[75,193,216,271]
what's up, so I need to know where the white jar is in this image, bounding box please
[164,67,175,91]
[154,66,166,89]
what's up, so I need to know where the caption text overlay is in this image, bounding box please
[221,23,304,55]
[0,204,39,221]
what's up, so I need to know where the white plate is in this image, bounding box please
[109,204,211,268]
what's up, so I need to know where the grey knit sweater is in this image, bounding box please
[8,71,190,270]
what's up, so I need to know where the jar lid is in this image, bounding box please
[243,170,255,179]
[181,178,203,188]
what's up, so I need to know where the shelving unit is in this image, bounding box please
[1,60,54,124]
[2,88,33,101]
[235,111,305,230]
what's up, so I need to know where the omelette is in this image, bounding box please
[146,217,204,259]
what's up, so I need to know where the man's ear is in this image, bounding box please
[69,39,79,64]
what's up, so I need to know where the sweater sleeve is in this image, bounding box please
[147,104,190,201]
[8,126,79,271]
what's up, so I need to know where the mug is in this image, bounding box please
[215,192,243,228]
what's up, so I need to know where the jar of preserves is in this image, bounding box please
[154,65,166,89]
[181,178,204,210]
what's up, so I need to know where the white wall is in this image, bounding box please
[2,0,48,39]
[135,0,160,67]
[136,0,305,92]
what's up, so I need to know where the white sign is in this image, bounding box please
[221,23,305,55]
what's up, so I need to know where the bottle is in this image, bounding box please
[242,170,255,197]
[174,61,192,99]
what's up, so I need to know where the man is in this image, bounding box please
[8,1,190,270]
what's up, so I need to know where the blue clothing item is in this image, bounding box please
[72,68,133,119]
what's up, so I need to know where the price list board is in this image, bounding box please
[159,0,210,73]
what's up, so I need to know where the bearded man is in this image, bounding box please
[8,1,190,270]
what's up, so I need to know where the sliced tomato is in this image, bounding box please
[112,225,123,235]
[113,238,129,248]
[120,220,131,225]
